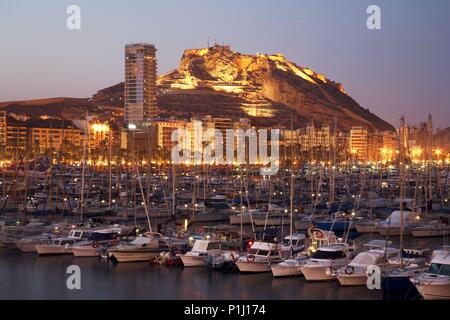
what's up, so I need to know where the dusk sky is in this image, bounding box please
[1,0,449,128]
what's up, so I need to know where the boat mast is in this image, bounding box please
[136,160,152,233]
[289,114,295,255]
[172,161,176,217]
[240,164,244,250]
[108,128,112,210]
[399,116,406,268]
[330,116,337,206]
[80,114,88,223]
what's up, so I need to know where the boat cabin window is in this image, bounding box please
[89,233,116,241]
[429,263,450,276]
[207,243,221,250]
[283,239,298,246]
[70,231,83,238]
[257,250,270,256]
[312,250,346,260]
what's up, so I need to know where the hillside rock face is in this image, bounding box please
[157,45,394,131]
[0,45,394,131]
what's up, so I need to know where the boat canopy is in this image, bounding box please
[364,239,392,249]
[349,251,385,267]
[317,243,348,252]
[382,211,417,225]
[284,233,306,241]
[251,241,278,251]
[192,240,221,252]
[431,251,450,265]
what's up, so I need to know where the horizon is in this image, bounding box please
[0,0,449,128]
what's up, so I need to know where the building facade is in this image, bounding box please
[349,126,368,162]
[5,117,28,155]
[0,111,6,152]
[299,125,331,151]
[28,120,82,154]
[124,43,158,126]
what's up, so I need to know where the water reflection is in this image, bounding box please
[0,248,382,300]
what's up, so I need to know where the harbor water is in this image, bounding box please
[0,247,382,300]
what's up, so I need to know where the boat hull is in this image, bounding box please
[355,223,378,234]
[71,246,99,257]
[377,227,411,236]
[236,261,272,273]
[253,218,289,226]
[35,245,71,255]
[180,255,206,267]
[271,265,302,277]
[336,273,367,286]
[415,282,450,300]
[229,215,252,225]
[301,265,335,281]
[315,221,354,232]
[16,242,38,253]
[109,249,162,263]
[411,229,450,238]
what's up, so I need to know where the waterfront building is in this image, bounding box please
[30,119,82,154]
[124,43,158,126]
[154,118,188,151]
[0,111,6,152]
[349,126,368,162]
[5,116,28,155]
[299,125,331,151]
[282,129,300,146]
[89,122,111,151]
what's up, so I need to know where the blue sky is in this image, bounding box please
[0,0,449,128]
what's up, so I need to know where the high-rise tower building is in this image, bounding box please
[124,43,157,126]
[0,111,6,152]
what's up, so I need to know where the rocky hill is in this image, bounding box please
[0,45,395,131]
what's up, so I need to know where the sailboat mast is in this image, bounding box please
[172,162,176,217]
[108,129,112,210]
[289,114,295,252]
[399,116,406,268]
[80,114,88,223]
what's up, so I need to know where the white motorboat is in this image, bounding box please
[235,241,283,273]
[206,250,239,270]
[355,220,380,233]
[15,234,56,253]
[335,247,399,286]
[377,210,417,236]
[301,243,352,281]
[35,229,89,255]
[294,217,311,231]
[229,212,253,225]
[411,249,450,300]
[180,240,222,267]
[253,215,290,226]
[35,238,79,255]
[280,233,306,258]
[70,227,122,257]
[107,232,171,263]
[410,223,450,238]
[271,256,309,277]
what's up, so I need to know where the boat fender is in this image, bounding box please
[92,241,100,248]
[345,266,354,275]
[247,254,256,263]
